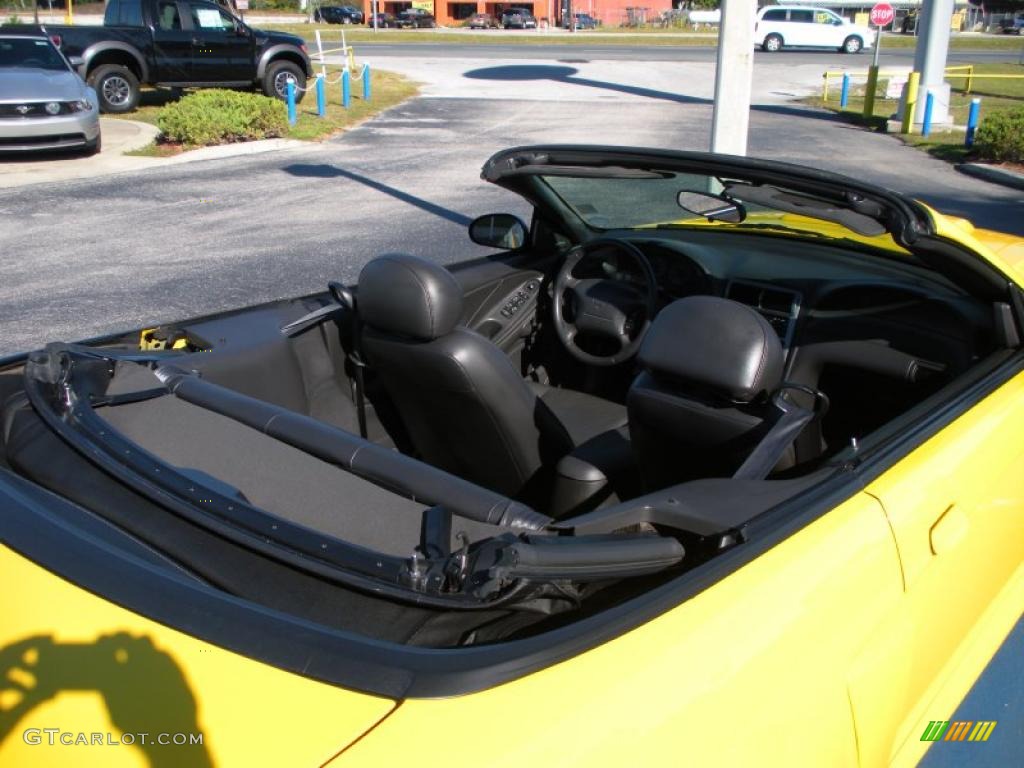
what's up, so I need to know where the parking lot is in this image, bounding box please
[1,52,1022,355]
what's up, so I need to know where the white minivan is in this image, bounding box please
[755,6,876,53]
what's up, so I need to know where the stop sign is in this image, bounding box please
[869,3,895,27]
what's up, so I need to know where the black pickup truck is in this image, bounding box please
[10,0,312,113]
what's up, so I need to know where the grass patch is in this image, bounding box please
[876,33,1024,50]
[805,62,1024,164]
[111,68,417,152]
[126,142,183,158]
[284,67,417,140]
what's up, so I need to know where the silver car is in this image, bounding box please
[0,34,101,155]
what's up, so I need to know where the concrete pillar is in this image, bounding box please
[899,0,954,126]
[710,0,756,156]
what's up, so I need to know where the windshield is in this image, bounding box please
[539,171,910,253]
[0,38,69,71]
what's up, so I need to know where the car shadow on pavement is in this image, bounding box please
[463,65,841,123]
[283,164,474,226]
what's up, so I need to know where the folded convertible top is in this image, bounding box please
[155,365,551,532]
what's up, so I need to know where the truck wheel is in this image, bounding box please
[89,65,140,114]
[842,35,863,54]
[762,34,783,52]
[263,60,306,103]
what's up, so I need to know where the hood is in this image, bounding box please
[638,210,911,256]
[0,69,85,102]
[933,212,1024,284]
[254,28,308,50]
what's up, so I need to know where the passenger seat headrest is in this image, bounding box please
[638,296,784,403]
[358,254,464,341]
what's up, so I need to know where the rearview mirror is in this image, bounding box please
[68,55,84,69]
[469,214,528,249]
[676,190,745,224]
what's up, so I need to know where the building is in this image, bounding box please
[361,0,674,27]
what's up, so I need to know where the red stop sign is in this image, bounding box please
[870,3,895,27]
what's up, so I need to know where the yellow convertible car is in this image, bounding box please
[1,146,1022,767]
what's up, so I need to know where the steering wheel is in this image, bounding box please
[552,239,658,367]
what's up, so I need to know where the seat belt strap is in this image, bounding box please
[280,283,370,439]
[279,303,342,337]
[351,348,368,439]
[347,300,369,440]
[732,394,815,481]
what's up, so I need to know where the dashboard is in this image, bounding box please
[573,231,987,378]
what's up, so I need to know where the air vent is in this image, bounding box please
[727,282,760,307]
[759,288,796,315]
[726,281,802,350]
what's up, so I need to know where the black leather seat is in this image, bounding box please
[627,296,786,492]
[357,254,628,504]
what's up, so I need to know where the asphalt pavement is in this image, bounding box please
[1,90,1021,357]
[0,53,1021,357]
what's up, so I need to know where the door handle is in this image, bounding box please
[929,504,968,555]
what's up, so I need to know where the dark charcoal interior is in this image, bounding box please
[0,214,1007,651]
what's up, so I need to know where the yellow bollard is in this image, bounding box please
[65,0,73,24]
[863,65,879,118]
[901,71,920,134]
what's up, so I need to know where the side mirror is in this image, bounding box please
[68,55,84,68]
[469,213,528,250]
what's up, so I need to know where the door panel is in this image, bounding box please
[150,0,192,81]
[785,10,817,45]
[337,492,903,767]
[813,10,845,47]
[859,367,1024,759]
[183,0,254,82]
[451,251,555,357]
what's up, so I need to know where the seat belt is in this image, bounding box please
[279,282,369,439]
[348,310,369,440]
[328,282,369,440]
[732,385,825,481]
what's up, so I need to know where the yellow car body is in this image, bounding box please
[1,151,1022,767]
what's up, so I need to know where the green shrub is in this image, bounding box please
[974,106,1024,164]
[157,89,288,147]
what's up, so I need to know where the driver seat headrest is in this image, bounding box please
[358,254,464,341]
[638,296,784,403]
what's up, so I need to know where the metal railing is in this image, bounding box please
[823,64,1024,103]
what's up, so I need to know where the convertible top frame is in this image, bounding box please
[483,146,1017,303]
